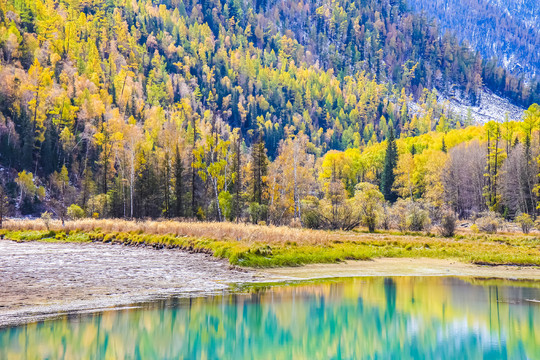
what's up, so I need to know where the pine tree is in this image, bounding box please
[135,151,160,218]
[251,136,268,205]
[162,151,172,218]
[441,136,447,153]
[109,176,124,218]
[484,122,503,210]
[231,134,243,222]
[380,127,398,202]
[174,146,184,218]
[52,165,70,225]
[80,166,96,211]
[190,116,198,217]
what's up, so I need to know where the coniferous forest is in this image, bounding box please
[0,0,539,230]
[408,0,540,80]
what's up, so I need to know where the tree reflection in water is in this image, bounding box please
[1,277,539,359]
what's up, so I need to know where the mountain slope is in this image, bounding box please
[407,0,540,80]
[0,0,538,220]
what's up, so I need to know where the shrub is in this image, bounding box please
[248,202,268,224]
[475,212,501,234]
[87,194,109,218]
[196,207,206,221]
[391,199,431,232]
[67,204,85,220]
[289,218,302,228]
[437,211,457,237]
[471,224,479,233]
[408,205,431,231]
[353,182,384,233]
[41,211,52,231]
[378,203,392,230]
[301,209,320,229]
[515,213,534,234]
[317,197,361,230]
[301,197,321,229]
[391,200,409,232]
[315,181,362,230]
[218,191,233,221]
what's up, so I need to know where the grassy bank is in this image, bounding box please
[1,219,539,267]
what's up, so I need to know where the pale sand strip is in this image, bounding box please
[261,258,540,281]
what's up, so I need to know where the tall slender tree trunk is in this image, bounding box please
[494,132,499,207]
[175,146,184,218]
[234,137,241,223]
[486,130,491,206]
[191,118,197,217]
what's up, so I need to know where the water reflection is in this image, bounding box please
[1,277,539,359]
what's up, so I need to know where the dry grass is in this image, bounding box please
[3,218,372,245]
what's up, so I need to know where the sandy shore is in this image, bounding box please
[1,240,540,327]
[263,257,540,281]
[0,240,260,327]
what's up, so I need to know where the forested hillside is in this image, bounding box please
[408,0,540,80]
[0,0,539,228]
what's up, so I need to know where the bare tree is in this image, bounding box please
[443,140,487,217]
[268,133,316,225]
[499,143,536,217]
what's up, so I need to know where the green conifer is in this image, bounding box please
[380,128,398,202]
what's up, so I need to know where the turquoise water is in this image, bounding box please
[1,277,539,359]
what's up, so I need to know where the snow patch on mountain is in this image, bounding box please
[439,88,525,124]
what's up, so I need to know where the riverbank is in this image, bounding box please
[1,237,539,328]
[1,218,540,267]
